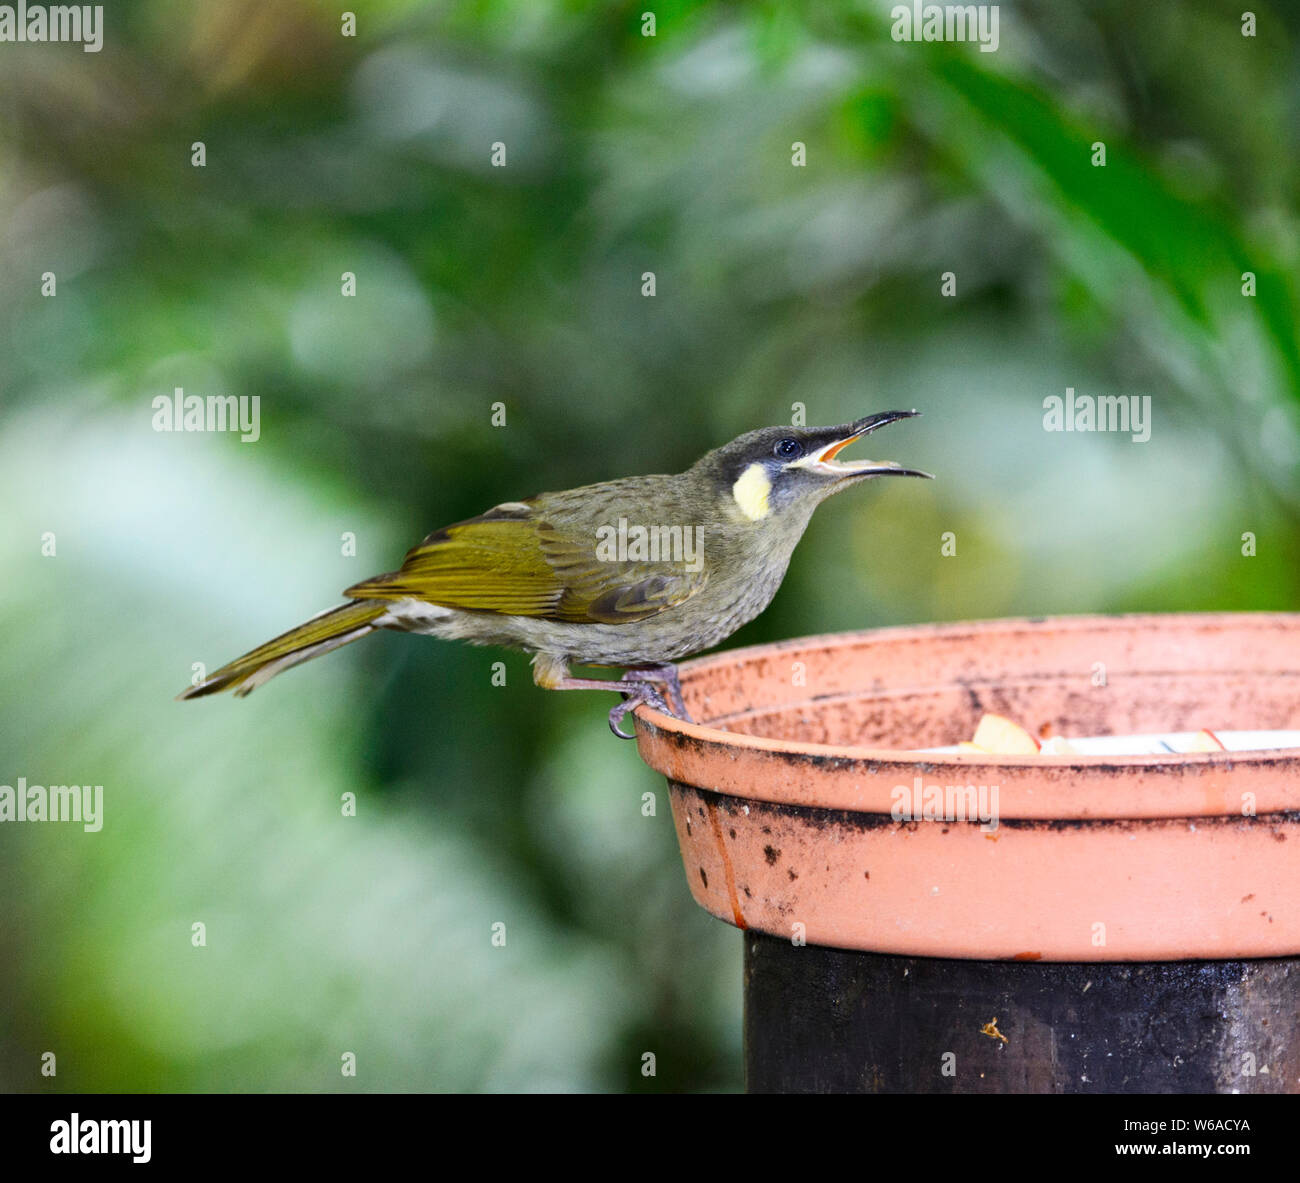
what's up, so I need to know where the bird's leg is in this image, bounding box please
[621,663,691,721]
[532,654,674,739]
[544,676,672,739]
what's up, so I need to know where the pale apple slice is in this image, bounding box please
[1039,736,1077,755]
[1187,729,1226,752]
[956,741,987,753]
[971,713,1041,754]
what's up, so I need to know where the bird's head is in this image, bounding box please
[695,410,932,523]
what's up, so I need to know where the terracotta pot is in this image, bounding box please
[633,613,1300,962]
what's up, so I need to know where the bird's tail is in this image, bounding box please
[178,600,388,700]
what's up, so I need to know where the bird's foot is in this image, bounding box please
[608,681,672,740]
[537,661,688,739]
[621,664,693,722]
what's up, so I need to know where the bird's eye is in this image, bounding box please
[774,438,804,460]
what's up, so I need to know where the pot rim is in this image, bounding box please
[632,611,1300,819]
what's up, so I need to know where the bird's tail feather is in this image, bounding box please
[178,601,388,699]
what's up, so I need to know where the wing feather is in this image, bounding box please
[345,502,706,625]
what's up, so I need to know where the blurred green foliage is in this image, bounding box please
[2,0,1300,1092]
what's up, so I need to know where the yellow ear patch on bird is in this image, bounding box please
[732,462,772,521]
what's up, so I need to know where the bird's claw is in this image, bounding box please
[608,681,673,739]
[620,666,692,722]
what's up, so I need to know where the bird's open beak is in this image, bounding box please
[795,410,933,479]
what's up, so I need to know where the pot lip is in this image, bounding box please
[633,609,1300,773]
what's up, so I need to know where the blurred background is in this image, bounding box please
[2,0,1300,1092]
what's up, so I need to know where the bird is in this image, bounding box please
[179,410,930,736]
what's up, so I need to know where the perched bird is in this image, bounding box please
[180,411,930,735]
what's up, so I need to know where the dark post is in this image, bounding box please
[744,932,1300,1094]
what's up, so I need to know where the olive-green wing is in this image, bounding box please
[344,504,706,624]
[541,527,708,623]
